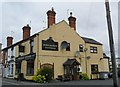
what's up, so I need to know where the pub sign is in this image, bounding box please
[42,37,58,51]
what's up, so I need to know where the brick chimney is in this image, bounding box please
[22,24,31,40]
[7,36,13,47]
[68,12,76,31]
[47,8,56,28]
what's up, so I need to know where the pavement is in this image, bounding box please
[1,77,120,87]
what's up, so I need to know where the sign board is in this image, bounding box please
[42,37,58,51]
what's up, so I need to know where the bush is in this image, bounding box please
[32,75,46,83]
[39,66,53,82]
[80,73,89,80]
[32,66,53,83]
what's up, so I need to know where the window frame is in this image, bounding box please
[90,46,97,53]
[30,39,34,53]
[66,43,70,51]
[91,64,98,74]
[15,62,21,74]
[79,44,83,52]
[11,47,14,58]
[26,60,34,76]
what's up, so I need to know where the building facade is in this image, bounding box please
[0,43,2,76]
[2,8,109,80]
[2,37,15,78]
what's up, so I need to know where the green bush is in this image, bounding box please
[39,66,53,82]
[32,74,46,83]
[81,73,89,80]
[32,66,53,83]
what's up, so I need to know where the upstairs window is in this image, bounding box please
[19,45,25,53]
[66,43,70,51]
[79,44,83,52]
[30,39,34,53]
[90,46,97,53]
[11,47,14,58]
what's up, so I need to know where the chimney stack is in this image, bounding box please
[68,12,76,31]
[22,24,31,40]
[7,36,13,47]
[47,7,56,28]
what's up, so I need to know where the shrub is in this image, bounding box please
[39,66,53,82]
[32,74,46,83]
[80,73,89,80]
[32,66,53,83]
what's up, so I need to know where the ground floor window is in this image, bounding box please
[15,62,21,74]
[26,60,34,75]
[11,64,13,74]
[91,64,98,74]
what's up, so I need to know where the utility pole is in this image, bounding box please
[105,0,119,87]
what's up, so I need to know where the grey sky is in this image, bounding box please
[0,0,119,57]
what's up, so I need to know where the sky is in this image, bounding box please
[0,0,119,57]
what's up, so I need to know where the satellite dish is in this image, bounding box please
[84,48,88,52]
[61,41,68,49]
[74,51,80,57]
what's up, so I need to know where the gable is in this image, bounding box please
[38,20,85,45]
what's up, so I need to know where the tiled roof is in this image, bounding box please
[63,59,80,66]
[103,53,109,59]
[81,37,102,45]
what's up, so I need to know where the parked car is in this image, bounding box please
[108,70,120,78]
[118,70,120,77]
[108,72,113,78]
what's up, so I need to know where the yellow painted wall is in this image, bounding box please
[100,59,109,72]
[85,43,102,78]
[14,20,109,80]
[37,21,86,79]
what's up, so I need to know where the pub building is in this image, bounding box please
[2,8,109,80]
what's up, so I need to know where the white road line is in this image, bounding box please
[2,81,20,85]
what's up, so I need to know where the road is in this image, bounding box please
[1,77,120,87]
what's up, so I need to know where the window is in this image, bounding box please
[27,60,34,75]
[11,64,13,74]
[91,64,98,74]
[79,44,83,52]
[90,46,97,53]
[15,62,21,74]
[19,45,25,52]
[66,43,70,51]
[11,47,14,58]
[30,40,34,53]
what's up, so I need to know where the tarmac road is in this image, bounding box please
[1,77,120,87]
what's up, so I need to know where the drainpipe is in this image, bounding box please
[36,34,39,73]
[84,43,88,74]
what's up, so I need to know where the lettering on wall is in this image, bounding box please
[42,37,58,51]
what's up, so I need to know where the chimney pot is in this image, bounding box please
[7,36,13,47]
[47,8,56,28]
[22,24,31,40]
[68,12,76,31]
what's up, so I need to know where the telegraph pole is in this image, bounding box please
[105,0,119,87]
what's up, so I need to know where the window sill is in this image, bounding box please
[90,52,98,54]
[26,74,34,76]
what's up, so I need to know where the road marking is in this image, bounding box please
[2,80,20,85]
